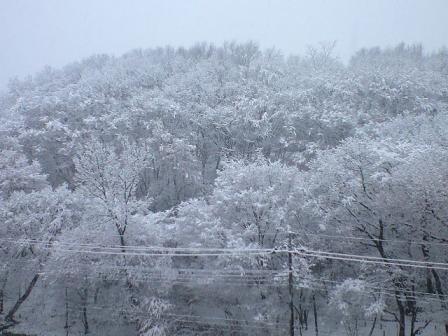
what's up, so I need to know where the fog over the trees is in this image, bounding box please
[1,0,448,88]
[1,2,448,336]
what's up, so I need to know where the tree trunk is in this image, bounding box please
[368,316,377,336]
[396,296,406,336]
[82,287,89,335]
[5,273,40,322]
[429,269,448,336]
[408,285,420,336]
[0,288,3,315]
[431,269,445,299]
[371,220,406,336]
[304,309,308,330]
[421,244,435,293]
[0,272,9,315]
[117,228,136,292]
[410,306,416,336]
[0,321,17,333]
[82,306,89,335]
[119,233,126,253]
[64,287,70,336]
[313,294,318,336]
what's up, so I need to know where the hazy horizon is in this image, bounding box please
[1,0,447,89]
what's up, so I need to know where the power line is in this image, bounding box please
[298,231,448,248]
[60,302,290,328]
[301,248,448,267]
[33,269,448,305]
[294,250,448,271]
[0,237,272,253]
[3,237,448,269]
[43,247,448,270]
[4,227,448,253]
[209,230,448,248]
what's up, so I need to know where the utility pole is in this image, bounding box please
[288,232,295,336]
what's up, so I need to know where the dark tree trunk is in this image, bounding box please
[0,271,7,316]
[371,220,407,336]
[304,309,308,330]
[0,321,17,333]
[421,244,435,293]
[429,269,448,336]
[82,306,89,335]
[64,287,70,336]
[5,273,40,322]
[0,288,3,315]
[431,269,445,299]
[410,306,416,336]
[119,233,126,253]
[313,294,318,336]
[367,316,377,336]
[408,285,422,336]
[396,295,406,336]
[82,287,89,335]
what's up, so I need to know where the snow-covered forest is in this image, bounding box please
[1,42,448,336]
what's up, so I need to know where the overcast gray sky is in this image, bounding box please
[1,0,447,89]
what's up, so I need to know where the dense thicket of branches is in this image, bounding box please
[1,42,448,335]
